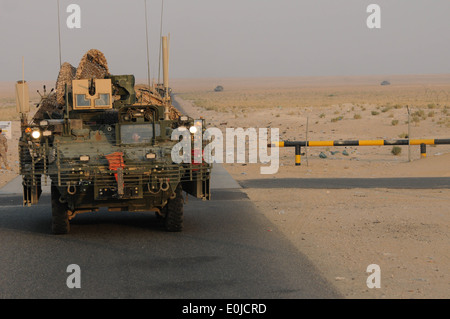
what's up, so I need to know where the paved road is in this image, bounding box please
[239,177,450,189]
[0,96,341,299]
[0,176,340,299]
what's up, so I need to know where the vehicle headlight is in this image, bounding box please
[189,126,198,134]
[31,130,41,139]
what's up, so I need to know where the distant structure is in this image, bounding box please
[214,85,224,92]
[380,80,391,86]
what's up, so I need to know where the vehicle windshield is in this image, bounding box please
[121,124,160,144]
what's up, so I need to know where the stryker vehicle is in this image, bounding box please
[16,42,211,234]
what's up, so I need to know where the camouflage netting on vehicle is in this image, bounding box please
[53,49,109,111]
[56,62,77,106]
[33,49,181,122]
[75,49,110,80]
[135,84,163,105]
[134,84,181,119]
[169,103,182,120]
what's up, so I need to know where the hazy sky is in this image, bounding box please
[1,0,450,81]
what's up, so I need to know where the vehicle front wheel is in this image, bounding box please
[164,184,184,232]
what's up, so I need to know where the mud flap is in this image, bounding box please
[182,178,210,201]
[23,176,42,206]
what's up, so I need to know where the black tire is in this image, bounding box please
[164,184,184,232]
[51,185,70,235]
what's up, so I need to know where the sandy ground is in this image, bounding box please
[173,79,450,299]
[1,76,449,298]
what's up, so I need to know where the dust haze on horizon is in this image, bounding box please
[1,0,450,82]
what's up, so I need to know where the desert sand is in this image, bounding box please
[1,75,449,298]
[172,75,449,299]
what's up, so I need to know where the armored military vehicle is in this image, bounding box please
[16,42,211,234]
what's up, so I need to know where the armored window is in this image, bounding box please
[121,124,161,144]
[76,94,91,107]
[95,94,110,106]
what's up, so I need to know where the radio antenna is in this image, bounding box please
[22,56,25,114]
[144,0,151,89]
[158,0,164,84]
[57,0,62,67]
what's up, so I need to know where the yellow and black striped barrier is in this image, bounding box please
[269,138,450,166]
